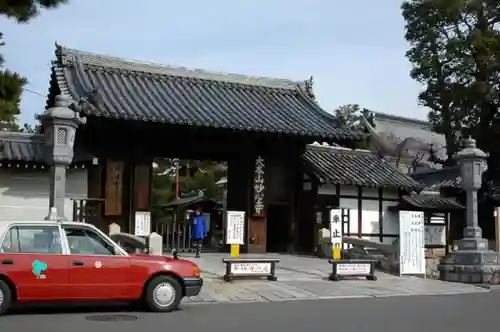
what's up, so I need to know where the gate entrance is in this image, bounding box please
[45,45,359,253]
[158,194,224,252]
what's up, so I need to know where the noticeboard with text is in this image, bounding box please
[226,211,245,245]
[399,211,425,276]
[134,211,151,236]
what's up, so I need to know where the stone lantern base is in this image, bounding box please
[438,237,500,283]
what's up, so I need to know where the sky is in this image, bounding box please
[1,0,428,125]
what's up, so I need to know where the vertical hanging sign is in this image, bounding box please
[253,156,265,216]
[399,211,425,276]
[330,209,343,260]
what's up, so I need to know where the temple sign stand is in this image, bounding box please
[438,137,500,283]
[226,211,245,257]
[330,209,342,260]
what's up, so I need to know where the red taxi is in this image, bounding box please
[0,220,202,315]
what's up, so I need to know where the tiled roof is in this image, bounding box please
[391,194,464,211]
[0,131,90,164]
[47,45,360,141]
[162,195,221,209]
[0,132,45,162]
[411,167,461,191]
[301,145,420,190]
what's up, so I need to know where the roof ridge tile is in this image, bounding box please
[57,44,303,90]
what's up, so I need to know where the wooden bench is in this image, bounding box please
[328,259,378,281]
[222,258,280,282]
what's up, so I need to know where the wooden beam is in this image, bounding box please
[357,186,362,237]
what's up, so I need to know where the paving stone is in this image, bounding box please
[179,252,489,305]
[256,292,287,302]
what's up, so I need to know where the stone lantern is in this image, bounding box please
[438,137,500,283]
[37,95,86,220]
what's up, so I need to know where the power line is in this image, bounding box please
[22,88,46,98]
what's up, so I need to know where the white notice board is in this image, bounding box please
[399,211,425,276]
[135,211,151,236]
[226,211,245,245]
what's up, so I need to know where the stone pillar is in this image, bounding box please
[438,137,500,283]
[147,232,163,255]
[37,95,86,220]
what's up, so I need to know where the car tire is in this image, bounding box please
[0,280,12,315]
[144,275,182,313]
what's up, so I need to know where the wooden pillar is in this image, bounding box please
[357,186,362,237]
[130,162,152,233]
[288,157,302,253]
[495,207,500,256]
[227,156,252,253]
[249,156,267,253]
[86,161,105,231]
[132,163,152,211]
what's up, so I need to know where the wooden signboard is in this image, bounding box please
[104,160,124,216]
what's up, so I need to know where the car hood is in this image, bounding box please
[130,253,191,264]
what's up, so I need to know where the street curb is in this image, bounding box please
[183,290,488,306]
[182,294,373,306]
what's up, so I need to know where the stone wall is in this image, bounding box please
[426,248,445,279]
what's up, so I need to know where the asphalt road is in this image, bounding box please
[1,292,498,332]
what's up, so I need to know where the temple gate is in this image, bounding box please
[40,45,360,253]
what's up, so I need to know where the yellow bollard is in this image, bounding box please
[332,244,341,260]
[230,244,240,257]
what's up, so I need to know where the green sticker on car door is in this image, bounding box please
[32,260,47,279]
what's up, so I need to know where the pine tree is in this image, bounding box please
[0,0,69,130]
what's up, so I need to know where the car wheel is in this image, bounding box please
[0,280,12,315]
[145,276,182,312]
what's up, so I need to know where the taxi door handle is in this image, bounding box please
[72,261,84,266]
[1,259,13,265]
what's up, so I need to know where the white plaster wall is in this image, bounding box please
[319,185,401,244]
[338,197,358,235]
[0,168,87,221]
[361,200,379,234]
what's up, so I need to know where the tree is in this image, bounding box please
[151,158,226,215]
[402,0,500,168]
[13,122,41,133]
[335,104,382,150]
[0,0,69,130]
[0,0,68,23]
[0,33,26,131]
[334,104,363,129]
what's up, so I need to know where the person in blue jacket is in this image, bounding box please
[190,207,207,258]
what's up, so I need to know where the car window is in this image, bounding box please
[1,226,62,254]
[64,227,116,256]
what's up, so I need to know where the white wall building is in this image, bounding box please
[300,144,462,252]
[0,132,88,221]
